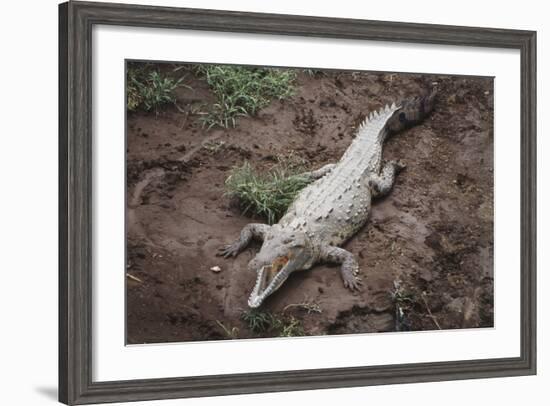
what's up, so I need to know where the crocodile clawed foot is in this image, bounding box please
[344,276,363,291]
[342,267,363,291]
[217,243,241,258]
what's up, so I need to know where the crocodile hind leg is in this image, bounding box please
[320,245,363,291]
[368,160,406,198]
[218,223,271,258]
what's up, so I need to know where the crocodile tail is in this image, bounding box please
[387,88,437,134]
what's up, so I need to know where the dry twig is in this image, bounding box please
[421,292,442,330]
[126,273,143,283]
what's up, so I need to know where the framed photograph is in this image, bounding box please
[59,1,536,404]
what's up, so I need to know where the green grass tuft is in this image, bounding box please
[196,65,297,129]
[241,310,274,334]
[127,67,187,112]
[225,160,311,225]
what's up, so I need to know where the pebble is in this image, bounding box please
[210,266,222,273]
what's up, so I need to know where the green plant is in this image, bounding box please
[241,310,306,337]
[127,68,188,112]
[195,65,297,128]
[225,160,311,224]
[241,310,273,333]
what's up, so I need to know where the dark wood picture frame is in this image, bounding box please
[59,1,537,404]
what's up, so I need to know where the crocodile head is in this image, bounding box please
[247,228,314,308]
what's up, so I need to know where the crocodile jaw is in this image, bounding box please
[248,260,292,308]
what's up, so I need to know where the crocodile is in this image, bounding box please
[220,90,436,308]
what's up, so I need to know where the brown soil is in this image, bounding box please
[126,64,493,344]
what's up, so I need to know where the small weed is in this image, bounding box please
[225,160,311,224]
[275,316,305,337]
[391,280,414,331]
[241,310,306,337]
[302,68,326,77]
[283,300,322,314]
[202,140,226,154]
[195,65,297,129]
[215,320,239,339]
[127,67,189,113]
[127,65,148,111]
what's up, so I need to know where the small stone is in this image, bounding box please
[210,266,222,273]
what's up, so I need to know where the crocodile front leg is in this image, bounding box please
[368,160,406,198]
[320,245,363,291]
[219,223,271,258]
[302,163,336,180]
